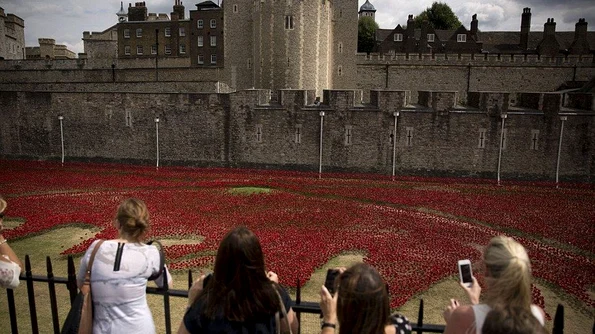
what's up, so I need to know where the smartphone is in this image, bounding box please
[458,259,473,287]
[324,269,340,295]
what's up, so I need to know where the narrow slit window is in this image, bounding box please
[478,128,487,148]
[406,127,414,147]
[295,124,302,144]
[256,124,263,143]
[125,110,132,127]
[285,16,294,30]
[344,126,352,146]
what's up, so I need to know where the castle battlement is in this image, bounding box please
[357,52,595,66]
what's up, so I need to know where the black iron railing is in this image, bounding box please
[4,255,565,334]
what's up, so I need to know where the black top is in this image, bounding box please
[183,286,292,334]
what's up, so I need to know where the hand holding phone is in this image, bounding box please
[457,259,473,288]
[324,269,340,295]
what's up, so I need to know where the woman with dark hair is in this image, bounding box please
[319,263,411,334]
[77,198,172,333]
[178,226,299,334]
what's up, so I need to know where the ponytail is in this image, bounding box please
[484,236,532,310]
[116,198,150,242]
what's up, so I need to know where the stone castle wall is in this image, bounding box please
[1,52,592,100]
[1,88,593,181]
[356,53,595,102]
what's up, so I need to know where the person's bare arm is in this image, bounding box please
[176,322,191,334]
[0,235,23,270]
[443,304,475,334]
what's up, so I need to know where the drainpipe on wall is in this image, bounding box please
[318,111,325,179]
[392,111,399,180]
[497,113,507,185]
[58,115,65,165]
[155,117,160,168]
[466,63,472,94]
[155,29,159,82]
[556,116,567,187]
[385,63,389,88]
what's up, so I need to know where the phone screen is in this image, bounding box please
[324,269,340,294]
[460,264,472,284]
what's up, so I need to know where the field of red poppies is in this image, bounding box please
[1,160,593,311]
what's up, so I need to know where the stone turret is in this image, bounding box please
[358,0,376,20]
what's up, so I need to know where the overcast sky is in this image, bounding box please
[1,0,594,55]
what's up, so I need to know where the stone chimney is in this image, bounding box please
[569,18,590,54]
[520,7,531,50]
[172,0,185,20]
[544,18,556,36]
[128,2,148,21]
[406,15,414,35]
[419,19,429,53]
[470,14,478,36]
[405,15,416,52]
[537,18,560,56]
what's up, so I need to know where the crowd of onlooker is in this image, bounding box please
[1,196,548,334]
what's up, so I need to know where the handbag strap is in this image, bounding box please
[274,286,292,334]
[146,240,165,281]
[84,240,105,285]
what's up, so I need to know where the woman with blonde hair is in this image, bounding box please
[0,196,23,289]
[442,235,545,334]
[77,198,172,333]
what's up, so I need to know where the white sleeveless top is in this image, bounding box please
[472,304,544,334]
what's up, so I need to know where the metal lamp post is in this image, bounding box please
[391,111,400,180]
[58,115,64,165]
[497,113,507,186]
[318,111,325,179]
[155,117,160,168]
[555,116,567,187]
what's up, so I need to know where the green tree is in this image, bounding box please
[358,16,379,53]
[414,2,462,30]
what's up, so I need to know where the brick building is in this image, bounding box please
[374,6,593,56]
[189,1,223,67]
[117,1,191,59]
[0,7,25,60]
